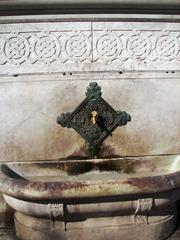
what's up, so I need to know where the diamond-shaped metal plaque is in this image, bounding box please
[57,82,131,157]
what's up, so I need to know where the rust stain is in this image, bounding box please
[140,160,156,172]
[123,175,171,192]
[1,168,180,201]
[27,181,89,195]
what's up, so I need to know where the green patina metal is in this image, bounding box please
[57,82,131,158]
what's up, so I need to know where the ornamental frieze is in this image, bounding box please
[0,22,180,73]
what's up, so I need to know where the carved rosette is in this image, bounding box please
[33,32,61,63]
[96,31,123,63]
[65,32,91,62]
[4,33,30,65]
[156,35,179,61]
[127,32,151,59]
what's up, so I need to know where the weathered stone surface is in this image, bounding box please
[14,211,177,240]
[2,227,180,240]
[0,228,177,240]
[0,76,179,161]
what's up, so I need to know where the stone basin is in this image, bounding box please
[0,155,180,201]
[0,155,180,240]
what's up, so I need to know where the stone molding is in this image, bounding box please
[0,22,180,74]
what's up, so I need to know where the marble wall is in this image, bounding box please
[0,75,180,162]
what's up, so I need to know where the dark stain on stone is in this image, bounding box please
[67,145,87,159]
[67,143,120,159]
[99,144,120,158]
[123,175,171,193]
[107,128,154,157]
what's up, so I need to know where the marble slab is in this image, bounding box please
[0,22,180,75]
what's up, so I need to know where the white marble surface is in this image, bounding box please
[0,75,179,161]
[0,22,180,75]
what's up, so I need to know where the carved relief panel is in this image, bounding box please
[0,22,180,74]
[92,22,180,71]
[0,22,92,74]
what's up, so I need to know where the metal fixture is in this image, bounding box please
[57,82,131,157]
